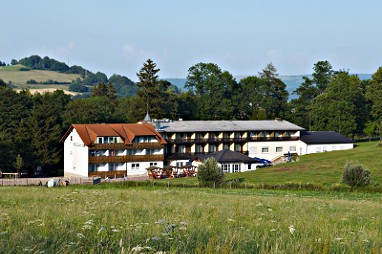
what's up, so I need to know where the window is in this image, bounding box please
[233,164,240,172]
[223,144,229,150]
[132,163,140,170]
[150,162,158,167]
[176,162,183,167]
[97,137,103,144]
[110,137,118,143]
[276,147,283,153]
[196,145,203,153]
[289,146,296,152]
[235,144,241,152]
[222,164,230,173]
[70,136,73,141]
[262,147,269,153]
[209,144,216,152]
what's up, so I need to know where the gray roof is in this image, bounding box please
[196,149,260,163]
[300,131,353,144]
[156,120,304,133]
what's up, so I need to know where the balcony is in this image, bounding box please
[88,154,164,164]
[165,150,249,160]
[89,170,126,178]
[89,142,164,150]
[166,136,299,144]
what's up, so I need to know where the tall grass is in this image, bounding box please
[0,186,381,253]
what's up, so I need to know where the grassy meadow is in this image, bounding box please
[0,185,381,253]
[0,64,80,87]
[167,141,382,190]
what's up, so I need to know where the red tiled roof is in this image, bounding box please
[62,123,166,146]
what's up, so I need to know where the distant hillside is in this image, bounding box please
[0,64,80,86]
[164,74,372,100]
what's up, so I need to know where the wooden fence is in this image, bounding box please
[0,177,101,186]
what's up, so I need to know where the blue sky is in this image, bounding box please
[1,1,381,80]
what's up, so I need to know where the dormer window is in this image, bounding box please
[97,137,103,144]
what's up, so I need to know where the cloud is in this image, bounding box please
[122,43,135,55]
[56,42,75,55]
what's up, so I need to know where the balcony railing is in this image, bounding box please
[89,170,126,178]
[89,142,164,150]
[166,136,299,144]
[88,154,164,164]
[165,150,249,160]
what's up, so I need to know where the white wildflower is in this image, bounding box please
[227,218,235,222]
[289,225,295,235]
[97,226,106,235]
[334,237,343,241]
[270,228,276,232]
[77,233,85,239]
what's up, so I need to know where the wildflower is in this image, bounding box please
[97,226,106,235]
[151,237,161,241]
[155,219,165,225]
[179,221,187,225]
[362,239,370,243]
[289,225,295,235]
[334,237,343,241]
[77,233,85,239]
[227,218,235,222]
[270,229,276,232]
[267,208,273,212]
[167,224,176,231]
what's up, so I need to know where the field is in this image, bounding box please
[0,185,381,253]
[166,141,382,190]
[0,64,80,88]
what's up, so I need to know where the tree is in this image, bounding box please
[309,71,366,137]
[258,63,289,119]
[288,77,319,129]
[185,62,237,120]
[342,161,371,191]
[312,60,333,94]
[11,59,18,65]
[136,59,161,111]
[0,79,7,89]
[197,157,224,187]
[366,67,382,123]
[12,154,24,177]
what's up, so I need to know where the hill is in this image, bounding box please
[169,141,382,188]
[0,64,80,93]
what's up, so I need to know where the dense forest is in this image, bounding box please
[0,56,382,176]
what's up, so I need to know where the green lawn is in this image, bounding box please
[165,141,382,190]
[0,186,381,253]
[0,64,80,86]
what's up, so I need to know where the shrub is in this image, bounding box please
[197,158,224,187]
[342,161,371,191]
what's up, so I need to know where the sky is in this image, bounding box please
[1,0,381,81]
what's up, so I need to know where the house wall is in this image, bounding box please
[298,141,354,155]
[247,140,301,161]
[64,129,89,177]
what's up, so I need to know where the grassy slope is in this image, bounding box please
[168,141,382,187]
[230,141,382,186]
[0,64,80,87]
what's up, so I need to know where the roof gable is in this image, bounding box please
[62,123,166,146]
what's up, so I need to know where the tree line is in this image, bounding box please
[0,59,381,175]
